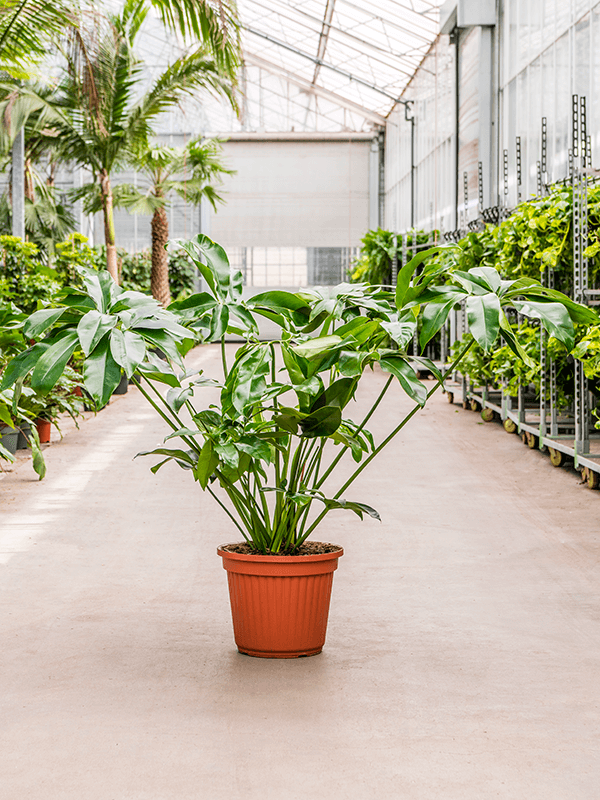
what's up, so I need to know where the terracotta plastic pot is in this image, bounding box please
[218,544,343,659]
[35,418,52,444]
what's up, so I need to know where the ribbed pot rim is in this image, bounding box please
[217,543,343,564]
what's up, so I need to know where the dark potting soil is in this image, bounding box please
[223,541,342,556]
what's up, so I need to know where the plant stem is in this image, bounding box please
[207,485,248,540]
[221,336,228,380]
[132,376,200,454]
[315,374,393,490]
[301,338,475,540]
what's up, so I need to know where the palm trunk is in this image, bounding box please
[24,158,34,202]
[151,197,171,306]
[100,169,118,282]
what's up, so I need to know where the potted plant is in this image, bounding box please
[2,235,595,656]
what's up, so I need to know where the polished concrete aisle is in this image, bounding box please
[1,344,599,799]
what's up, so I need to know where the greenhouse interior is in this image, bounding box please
[1,0,599,797]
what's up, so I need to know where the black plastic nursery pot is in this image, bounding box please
[0,426,19,456]
[17,422,31,450]
[113,374,129,395]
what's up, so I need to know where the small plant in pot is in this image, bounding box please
[3,236,595,657]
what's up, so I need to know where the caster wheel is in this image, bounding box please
[549,447,564,467]
[481,408,494,422]
[470,399,480,412]
[588,469,600,489]
[447,391,454,404]
[526,432,538,449]
[503,418,517,434]
[462,400,469,410]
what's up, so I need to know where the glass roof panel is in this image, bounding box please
[236,0,444,130]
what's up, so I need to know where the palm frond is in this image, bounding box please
[149,0,240,76]
[0,0,77,75]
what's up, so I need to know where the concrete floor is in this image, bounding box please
[1,344,599,799]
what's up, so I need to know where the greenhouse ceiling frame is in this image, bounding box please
[236,0,443,133]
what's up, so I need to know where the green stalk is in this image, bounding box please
[269,343,282,528]
[301,338,475,541]
[315,374,393,490]
[221,335,228,380]
[132,376,201,454]
[207,486,248,540]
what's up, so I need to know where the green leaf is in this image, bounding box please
[395,245,446,309]
[419,297,458,349]
[292,335,343,359]
[30,331,79,394]
[381,319,416,348]
[337,350,369,377]
[498,315,537,368]
[168,291,218,317]
[247,291,310,317]
[311,377,356,412]
[379,355,427,407]
[469,266,501,292]
[517,288,599,326]
[0,343,49,390]
[137,447,197,472]
[323,498,381,521]
[299,405,342,437]
[110,329,147,378]
[169,235,232,299]
[23,307,67,339]
[77,310,117,356]
[466,293,501,350]
[133,327,183,364]
[80,267,119,313]
[83,336,122,406]
[166,385,194,413]
[136,358,181,387]
[0,441,15,463]
[222,344,272,417]
[512,300,575,351]
[194,440,218,488]
[27,425,46,481]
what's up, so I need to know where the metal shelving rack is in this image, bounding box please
[444,95,600,488]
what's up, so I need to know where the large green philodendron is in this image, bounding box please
[3,235,597,552]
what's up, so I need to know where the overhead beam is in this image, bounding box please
[244,51,387,125]
[312,0,336,85]
[243,26,410,104]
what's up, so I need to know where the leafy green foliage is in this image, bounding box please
[3,234,590,550]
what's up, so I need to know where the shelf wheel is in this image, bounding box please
[587,468,600,490]
[549,447,564,467]
[470,399,480,412]
[481,408,494,422]
[447,391,454,404]
[503,418,517,434]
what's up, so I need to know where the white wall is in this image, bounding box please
[210,136,373,249]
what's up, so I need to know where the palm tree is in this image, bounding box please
[0,0,75,76]
[123,137,233,304]
[50,0,236,281]
[0,1,239,75]
[1,0,239,259]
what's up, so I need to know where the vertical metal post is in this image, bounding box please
[539,116,549,444]
[516,136,522,203]
[463,172,469,231]
[391,234,398,286]
[573,95,589,457]
[502,149,509,217]
[541,117,548,186]
[477,161,484,218]
[11,129,25,239]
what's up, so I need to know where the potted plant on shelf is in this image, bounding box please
[2,235,595,657]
